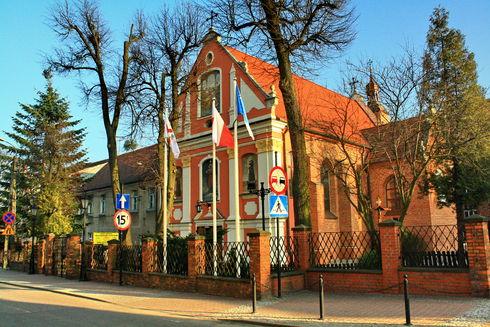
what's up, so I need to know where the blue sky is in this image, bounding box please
[1,1,489,162]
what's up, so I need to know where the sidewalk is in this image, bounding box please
[1,270,488,326]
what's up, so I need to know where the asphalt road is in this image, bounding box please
[0,284,239,327]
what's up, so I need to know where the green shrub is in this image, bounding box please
[400,229,427,254]
[357,249,381,269]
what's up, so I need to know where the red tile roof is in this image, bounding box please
[224,46,377,137]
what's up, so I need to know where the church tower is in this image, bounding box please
[365,69,389,125]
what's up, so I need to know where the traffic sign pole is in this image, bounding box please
[119,230,123,286]
[276,211,281,298]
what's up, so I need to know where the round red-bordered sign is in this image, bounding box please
[2,212,16,225]
[113,209,132,231]
[269,166,288,195]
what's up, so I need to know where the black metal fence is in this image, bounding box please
[91,244,108,270]
[204,242,250,279]
[310,231,381,270]
[269,236,299,273]
[52,237,68,277]
[401,225,468,269]
[116,245,143,272]
[150,239,188,276]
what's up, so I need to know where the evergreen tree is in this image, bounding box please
[422,8,490,224]
[1,73,86,236]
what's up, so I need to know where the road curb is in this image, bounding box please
[0,280,112,304]
[220,319,299,327]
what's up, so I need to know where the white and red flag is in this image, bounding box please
[164,115,180,158]
[212,100,234,148]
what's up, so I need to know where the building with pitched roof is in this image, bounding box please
[82,30,455,242]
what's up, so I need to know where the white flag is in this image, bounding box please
[164,116,180,159]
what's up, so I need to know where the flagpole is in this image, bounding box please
[212,99,218,276]
[233,79,241,277]
[163,115,168,274]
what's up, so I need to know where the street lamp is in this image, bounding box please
[375,197,385,223]
[248,182,271,231]
[29,205,38,274]
[79,197,89,281]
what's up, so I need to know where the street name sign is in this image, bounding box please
[113,209,131,231]
[269,195,288,218]
[2,211,16,225]
[269,166,288,195]
[116,193,130,210]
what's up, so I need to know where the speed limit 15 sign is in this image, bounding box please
[113,209,132,231]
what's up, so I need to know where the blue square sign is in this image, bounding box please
[116,193,130,210]
[269,195,288,218]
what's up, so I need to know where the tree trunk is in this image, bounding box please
[166,69,179,228]
[156,107,165,237]
[261,0,311,226]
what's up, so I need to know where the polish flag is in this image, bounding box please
[212,100,234,148]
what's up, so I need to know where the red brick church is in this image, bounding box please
[81,30,455,242]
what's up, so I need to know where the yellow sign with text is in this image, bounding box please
[92,232,119,245]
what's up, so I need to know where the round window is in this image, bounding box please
[205,51,214,65]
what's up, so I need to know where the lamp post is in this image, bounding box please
[79,198,89,281]
[29,205,38,275]
[375,197,385,223]
[248,182,271,231]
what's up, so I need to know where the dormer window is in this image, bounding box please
[200,70,220,117]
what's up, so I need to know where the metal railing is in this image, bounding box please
[150,239,188,276]
[269,236,299,273]
[310,231,381,270]
[91,244,108,270]
[401,225,468,269]
[204,241,250,279]
[116,245,143,273]
[52,237,67,277]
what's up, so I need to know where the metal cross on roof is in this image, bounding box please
[206,10,218,30]
[349,77,359,94]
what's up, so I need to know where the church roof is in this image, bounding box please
[224,46,377,134]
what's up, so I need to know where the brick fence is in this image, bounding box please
[2,215,489,299]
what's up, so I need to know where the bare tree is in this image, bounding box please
[47,0,143,242]
[312,51,447,229]
[131,3,205,235]
[212,0,356,226]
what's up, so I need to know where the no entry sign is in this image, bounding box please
[269,166,288,195]
[113,209,131,231]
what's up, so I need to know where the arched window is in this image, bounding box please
[242,154,258,191]
[200,70,220,117]
[201,158,219,202]
[175,167,183,200]
[386,176,401,212]
[321,164,331,213]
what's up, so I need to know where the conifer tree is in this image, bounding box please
[1,72,86,236]
[422,8,490,225]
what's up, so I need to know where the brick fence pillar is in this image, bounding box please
[142,239,156,274]
[292,225,311,272]
[36,238,46,274]
[465,214,490,297]
[379,219,401,293]
[107,239,119,275]
[249,230,271,299]
[43,234,55,275]
[188,236,206,278]
[64,235,81,279]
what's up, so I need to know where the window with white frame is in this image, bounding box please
[131,190,139,211]
[99,195,106,214]
[200,70,220,117]
[201,158,219,202]
[87,201,93,215]
[148,188,156,210]
[175,167,183,201]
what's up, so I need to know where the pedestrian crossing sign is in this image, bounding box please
[269,195,288,218]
